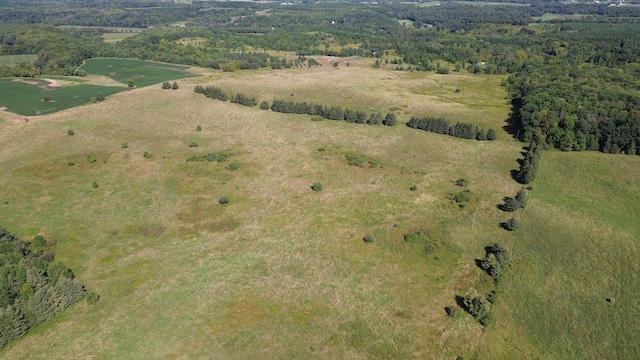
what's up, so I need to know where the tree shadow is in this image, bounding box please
[502,98,523,140]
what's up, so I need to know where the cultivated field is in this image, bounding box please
[0,59,197,116]
[80,58,198,88]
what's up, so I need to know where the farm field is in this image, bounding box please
[0,63,523,359]
[80,58,198,88]
[0,58,197,116]
[0,54,38,66]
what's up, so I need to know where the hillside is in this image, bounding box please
[0,62,637,359]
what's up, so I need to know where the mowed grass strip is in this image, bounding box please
[485,151,640,359]
[81,58,198,87]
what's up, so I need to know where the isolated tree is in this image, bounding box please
[383,112,397,126]
[96,93,105,102]
[311,182,323,191]
[127,79,135,88]
[260,101,270,110]
[171,81,179,90]
[161,81,171,89]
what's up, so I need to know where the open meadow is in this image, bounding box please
[0,59,636,359]
[0,54,38,66]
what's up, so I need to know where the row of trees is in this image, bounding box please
[406,116,496,141]
[516,138,544,184]
[270,99,397,126]
[0,228,87,349]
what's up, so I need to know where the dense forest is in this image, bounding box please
[0,0,639,154]
[0,227,88,350]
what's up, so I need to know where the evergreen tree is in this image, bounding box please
[383,112,397,126]
[486,128,497,140]
[171,81,179,90]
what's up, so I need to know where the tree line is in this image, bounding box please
[406,116,496,141]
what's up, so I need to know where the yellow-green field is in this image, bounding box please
[0,61,635,358]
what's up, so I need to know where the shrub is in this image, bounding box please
[143,151,153,159]
[410,185,417,191]
[311,182,323,191]
[486,128,497,140]
[503,217,519,231]
[453,190,472,205]
[127,79,135,88]
[363,235,375,243]
[462,295,491,325]
[121,142,129,148]
[445,306,458,317]
[226,162,240,170]
[87,155,97,163]
[67,129,74,136]
[455,178,468,187]
[32,235,46,248]
[260,101,270,110]
[189,142,198,148]
[161,81,171,89]
[43,96,53,102]
[479,243,510,282]
[96,93,105,102]
[86,291,100,304]
[218,196,230,204]
[92,181,99,189]
[196,125,202,132]
[68,161,75,166]
[171,81,179,90]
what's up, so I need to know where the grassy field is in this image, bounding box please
[0,63,524,359]
[1,60,635,359]
[0,54,38,66]
[80,58,198,88]
[103,33,140,43]
[485,151,640,359]
[196,62,509,131]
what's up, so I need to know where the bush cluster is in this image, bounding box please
[479,243,510,283]
[501,188,528,212]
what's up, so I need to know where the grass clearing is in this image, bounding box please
[102,32,140,43]
[0,54,38,66]
[196,63,509,131]
[0,65,522,359]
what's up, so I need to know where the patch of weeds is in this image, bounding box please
[226,162,240,171]
[87,155,97,164]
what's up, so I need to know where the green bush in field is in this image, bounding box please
[87,155,97,163]
[503,217,519,231]
[363,235,374,243]
[311,182,323,191]
[219,196,230,205]
[67,129,74,136]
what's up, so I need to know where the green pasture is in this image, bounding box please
[486,151,640,359]
[80,58,198,88]
[0,54,38,66]
[0,79,125,116]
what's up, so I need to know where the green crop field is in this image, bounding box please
[0,58,197,116]
[0,54,38,66]
[80,58,198,88]
[0,78,125,116]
